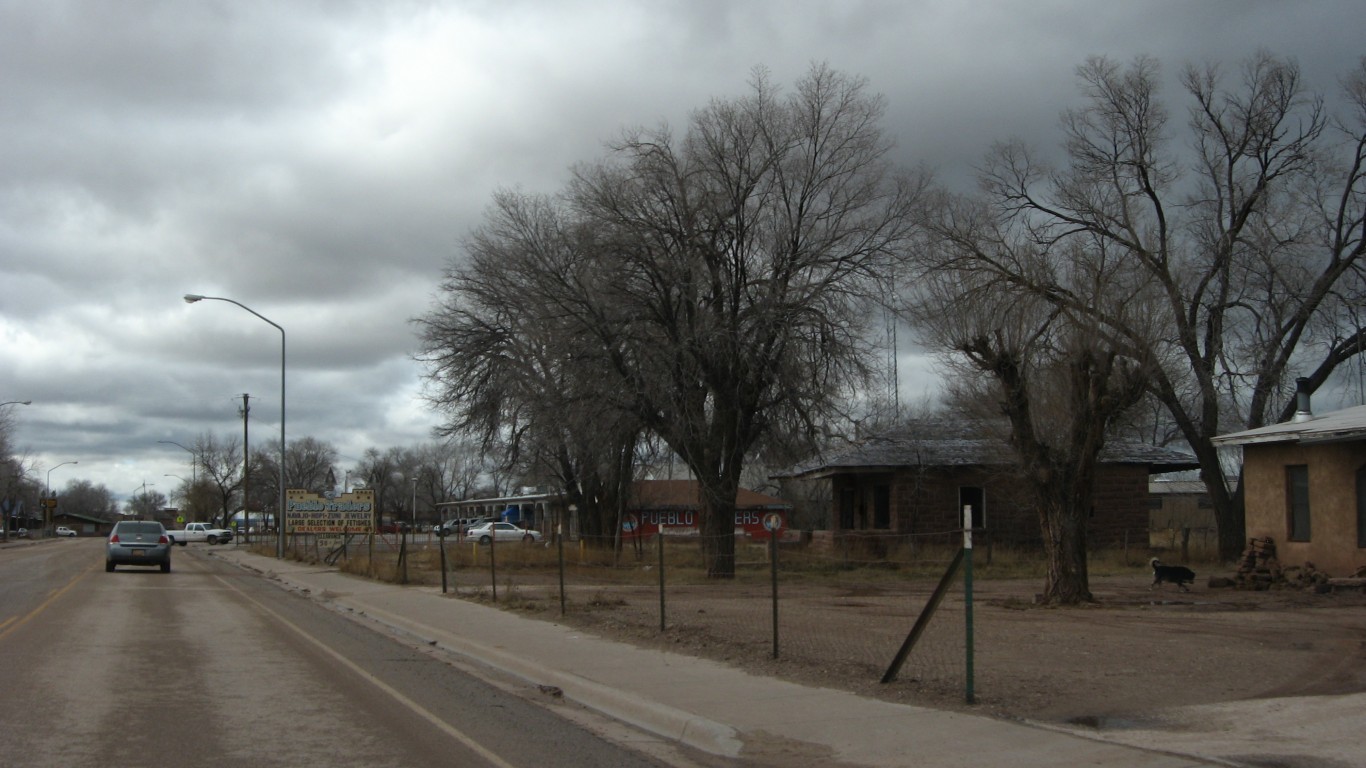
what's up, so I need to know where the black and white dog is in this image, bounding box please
[1150,557,1196,591]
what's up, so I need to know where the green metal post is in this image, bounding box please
[963,505,975,704]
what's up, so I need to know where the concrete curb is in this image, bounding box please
[357,602,744,756]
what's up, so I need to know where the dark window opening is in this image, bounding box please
[873,485,891,529]
[959,486,985,529]
[1356,466,1366,549]
[1287,465,1311,542]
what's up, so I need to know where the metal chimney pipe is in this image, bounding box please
[1293,377,1314,422]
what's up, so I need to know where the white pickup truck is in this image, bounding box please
[166,521,234,546]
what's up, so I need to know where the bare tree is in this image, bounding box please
[353,446,420,526]
[247,436,340,527]
[904,238,1152,603]
[0,406,35,535]
[417,440,477,509]
[918,52,1366,560]
[56,479,119,521]
[245,446,275,521]
[125,487,168,519]
[196,432,242,525]
[285,436,339,494]
[565,65,924,576]
[417,184,672,542]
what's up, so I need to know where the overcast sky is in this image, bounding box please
[2,0,1361,498]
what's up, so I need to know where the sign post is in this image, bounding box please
[963,504,975,704]
[764,512,783,659]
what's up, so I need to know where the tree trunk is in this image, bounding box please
[1185,437,1245,562]
[1212,468,1247,562]
[1038,498,1093,604]
[698,472,739,579]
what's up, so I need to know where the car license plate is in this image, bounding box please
[131,550,143,556]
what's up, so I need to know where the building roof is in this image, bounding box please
[630,480,791,510]
[1148,476,1236,495]
[1148,480,1210,495]
[778,420,1199,479]
[53,511,113,524]
[1212,404,1366,447]
[435,491,559,509]
[434,480,791,511]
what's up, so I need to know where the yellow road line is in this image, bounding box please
[0,562,96,643]
[212,573,520,768]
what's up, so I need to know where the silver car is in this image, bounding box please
[465,521,542,544]
[106,520,172,573]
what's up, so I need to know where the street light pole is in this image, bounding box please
[185,293,286,559]
[157,440,197,482]
[45,460,77,536]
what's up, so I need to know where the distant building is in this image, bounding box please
[623,479,791,539]
[52,511,113,537]
[1147,478,1222,555]
[436,491,561,533]
[434,480,793,540]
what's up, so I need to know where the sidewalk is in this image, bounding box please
[210,547,1216,767]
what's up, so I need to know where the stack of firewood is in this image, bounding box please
[1280,562,1331,590]
[1228,537,1345,591]
[1234,537,1279,589]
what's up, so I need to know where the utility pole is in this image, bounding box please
[239,393,250,541]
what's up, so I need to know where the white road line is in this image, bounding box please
[211,572,521,768]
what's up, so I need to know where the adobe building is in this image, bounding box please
[1213,381,1366,576]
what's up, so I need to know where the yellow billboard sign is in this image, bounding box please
[284,489,375,534]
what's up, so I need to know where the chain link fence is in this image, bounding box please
[271,527,981,701]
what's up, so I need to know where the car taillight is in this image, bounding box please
[159,535,170,544]
[109,534,120,543]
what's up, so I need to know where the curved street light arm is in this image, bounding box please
[184,292,286,558]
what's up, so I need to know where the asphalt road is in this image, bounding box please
[0,538,700,768]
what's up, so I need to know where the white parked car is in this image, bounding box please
[465,521,542,544]
[55,526,78,537]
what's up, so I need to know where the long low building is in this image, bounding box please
[776,420,1199,550]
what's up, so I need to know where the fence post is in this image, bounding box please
[657,528,666,632]
[439,532,448,593]
[489,529,498,603]
[770,527,779,660]
[963,505,975,705]
[558,507,569,617]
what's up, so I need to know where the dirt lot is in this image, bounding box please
[480,569,1366,728]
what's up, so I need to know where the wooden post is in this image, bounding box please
[770,527,779,659]
[657,528,666,632]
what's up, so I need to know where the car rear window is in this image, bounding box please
[116,522,163,535]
